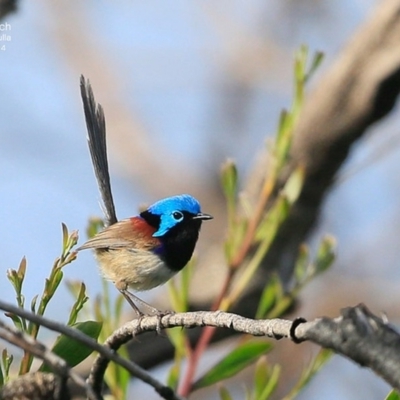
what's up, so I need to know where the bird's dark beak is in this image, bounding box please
[193,212,213,220]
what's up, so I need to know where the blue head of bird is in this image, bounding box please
[140,194,213,271]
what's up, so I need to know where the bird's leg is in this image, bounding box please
[118,288,174,334]
[119,289,144,317]
[125,292,164,316]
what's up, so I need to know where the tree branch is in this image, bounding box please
[0,0,17,20]
[90,304,400,392]
[267,0,400,283]
[294,304,400,391]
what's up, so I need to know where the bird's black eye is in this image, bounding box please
[172,211,184,221]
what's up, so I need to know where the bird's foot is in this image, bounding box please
[154,310,175,335]
[119,288,175,333]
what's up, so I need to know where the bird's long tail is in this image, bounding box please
[80,75,118,226]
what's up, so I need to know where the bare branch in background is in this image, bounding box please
[0,0,17,20]
[265,0,400,284]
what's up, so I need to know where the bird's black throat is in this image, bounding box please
[140,210,202,272]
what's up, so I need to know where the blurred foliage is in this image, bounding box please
[386,390,400,400]
[1,224,101,387]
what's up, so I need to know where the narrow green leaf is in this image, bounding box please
[86,217,104,239]
[0,360,3,386]
[7,265,25,309]
[193,341,273,390]
[385,390,400,400]
[166,327,186,356]
[1,349,13,384]
[255,195,289,242]
[255,276,280,319]
[315,235,336,274]
[39,320,102,372]
[294,244,310,284]
[276,109,289,145]
[66,229,79,251]
[254,356,269,398]
[61,223,68,253]
[228,196,289,304]
[259,366,281,400]
[30,295,38,313]
[17,257,27,281]
[5,313,23,331]
[221,159,238,201]
[283,348,332,400]
[114,293,125,323]
[180,259,193,312]
[166,364,180,391]
[305,51,324,83]
[67,282,89,326]
[281,167,304,204]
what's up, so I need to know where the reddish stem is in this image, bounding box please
[179,178,274,396]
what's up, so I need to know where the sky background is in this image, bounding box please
[1,1,400,399]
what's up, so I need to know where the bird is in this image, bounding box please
[77,76,212,315]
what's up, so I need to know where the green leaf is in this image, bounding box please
[166,363,180,391]
[5,312,24,332]
[255,195,289,242]
[0,349,13,385]
[7,258,27,309]
[62,223,69,253]
[0,363,3,386]
[315,235,336,274]
[255,276,280,319]
[30,295,38,313]
[281,167,304,204]
[67,282,89,326]
[305,51,324,83]
[385,390,400,400]
[294,244,310,284]
[283,348,332,400]
[86,217,104,239]
[39,320,102,372]
[221,159,238,203]
[180,259,193,312]
[193,341,273,390]
[254,359,281,400]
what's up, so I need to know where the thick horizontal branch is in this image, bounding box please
[296,304,400,391]
[91,304,400,392]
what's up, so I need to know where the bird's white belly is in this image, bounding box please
[96,248,178,292]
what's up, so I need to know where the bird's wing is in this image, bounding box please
[77,217,159,251]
